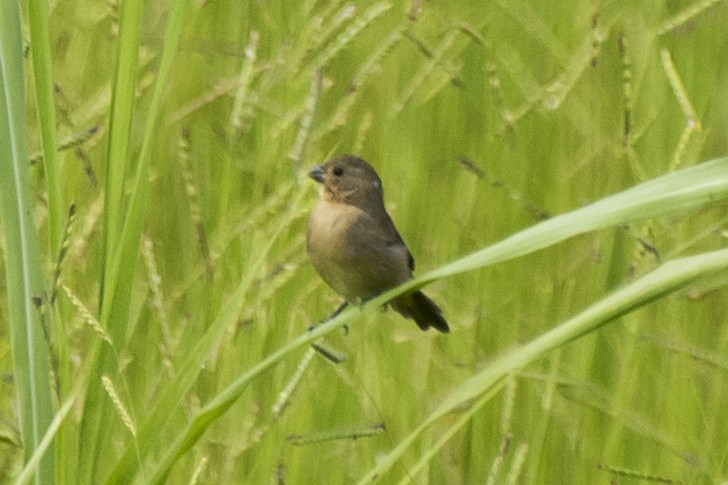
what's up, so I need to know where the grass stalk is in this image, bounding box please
[0,2,55,483]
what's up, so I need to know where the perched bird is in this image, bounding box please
[306,155,449,333]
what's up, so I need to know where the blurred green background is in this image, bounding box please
[2,0,728,483]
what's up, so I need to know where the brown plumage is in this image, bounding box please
[306,155,449,333]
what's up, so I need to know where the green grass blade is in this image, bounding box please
[358,248,728,483]
[77,0,143,481]
[0,3,55,483]
[80,0,192,481]
[427,157,728,281]
[99,0,142,327]
[14,387,80,485]
[376,157,728,300]
[105,0,192,323]
[27,0,63,254]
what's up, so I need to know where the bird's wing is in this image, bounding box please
[361,207,415,273]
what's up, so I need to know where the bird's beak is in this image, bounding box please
[308,165,326,183]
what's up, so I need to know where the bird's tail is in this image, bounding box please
[393,291,449,333]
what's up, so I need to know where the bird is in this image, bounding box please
[306,154,449,333]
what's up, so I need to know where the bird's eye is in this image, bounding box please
[332,166,344,176]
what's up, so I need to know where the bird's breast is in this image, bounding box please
[306,201,364,270]
[306,200,410,300]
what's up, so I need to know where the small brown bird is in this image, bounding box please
[306,155,449,333]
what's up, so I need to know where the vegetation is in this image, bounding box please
[1,0,727,483]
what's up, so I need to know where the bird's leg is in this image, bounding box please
[326,301,349,320]
[330,302,350,335]
[311,342,347,363]
[308,301,350,334]
[306,301,350,364]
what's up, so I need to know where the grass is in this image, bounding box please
[0,2,55,484]
[1,0,728,484]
